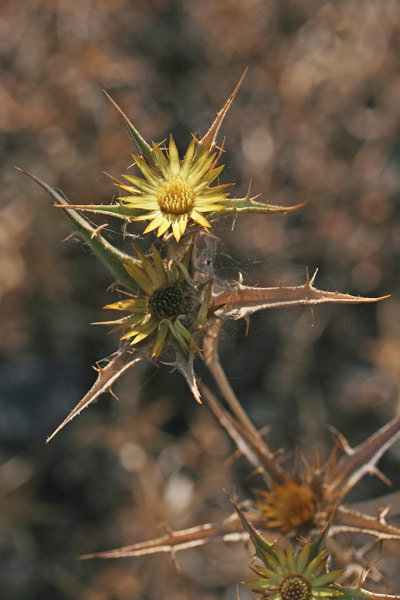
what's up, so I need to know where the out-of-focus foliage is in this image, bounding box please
[1,1,400,599]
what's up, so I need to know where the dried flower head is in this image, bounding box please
[100,243,210,359]
[257,479,316,532]
[245,539,343,600]
[120,135,232,242]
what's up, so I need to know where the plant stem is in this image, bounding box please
[207,355,259,437]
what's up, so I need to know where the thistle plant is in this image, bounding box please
[82,384,400,584]
[18,70,399,598]
[19,70,386,443]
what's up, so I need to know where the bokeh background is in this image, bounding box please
[1,1,400,599]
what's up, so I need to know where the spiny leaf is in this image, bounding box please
[309,521,330,562]
[46,347,145,443]
[331,505,400,542]
[333,586,399,600]
[167,351,201,403]
[223,489,278,563]
[56,203,138,221]
[80,512,267,560]
[213,270,389,320]
[209,197,305,221]
[199,67,248,150]
[326,416,400,502]
[16,168,139,291]
[103,90,155,165]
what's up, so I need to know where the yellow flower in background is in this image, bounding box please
[119,135,232,242]
[257,479,316,532]
[246,538,343,600]
[100,244,210,359]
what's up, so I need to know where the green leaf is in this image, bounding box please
[309,529,327,562]
[208,196,305,221]
[223,490,278,563]
[16,168,139,291]
[332,585,399,600]
[103,91,156,166]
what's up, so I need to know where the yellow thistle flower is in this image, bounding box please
[257,479,316,532]
[119,135,233,242]
[100,244,210,359]
[246,539,343,600]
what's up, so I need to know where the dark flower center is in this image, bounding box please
[280,576,311,600]
[149,282,193,319]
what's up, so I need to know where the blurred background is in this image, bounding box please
[1,1,400,598]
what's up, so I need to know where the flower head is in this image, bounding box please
[101,244,210,359]
[246,539,343,600]
[119,135,232,242]
[257,479,316,532]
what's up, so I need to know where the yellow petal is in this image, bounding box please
[180,139,195,178]
[194,203,224,212]
[190,209,211,228]
[123,262,154,295]
[130,332,150,345]
[151,244,168,286]
[121,198,159,210]
[172,219,181,242]
[193,165,224,189]
[151,322,169,358]
[152,143,171,179]
[157,215,172,237]
[168,135,180,175]
[188,152,215,184]
[133,155,161,186]
[179,214,188,236]
[122,174,156,193]
[143,213,164,234]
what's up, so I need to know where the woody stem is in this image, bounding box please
[207,356,258,437]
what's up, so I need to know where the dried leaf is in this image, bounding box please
[331,505,400,542]
[80,512,262,560]
[327,416,400,502]
[47,347,145,443]
[167,351,201,403]
[213,270,389,320]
